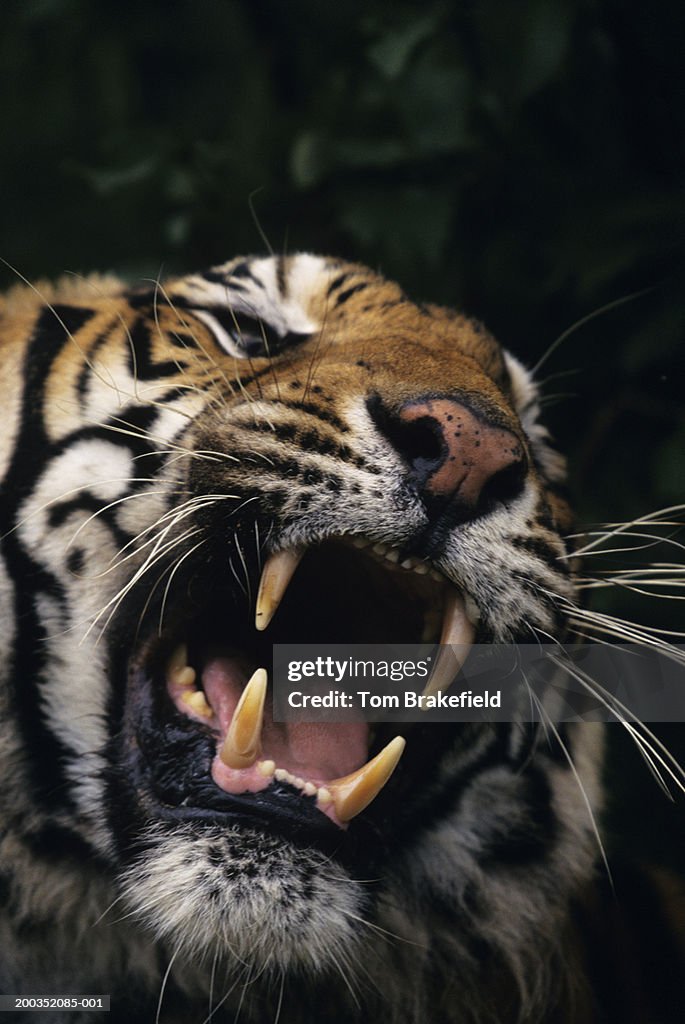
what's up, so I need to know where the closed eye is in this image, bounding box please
[193,306,311,359]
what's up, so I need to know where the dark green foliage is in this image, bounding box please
[1,0,683,860]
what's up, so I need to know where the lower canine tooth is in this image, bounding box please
[219,668,267,769]
[258,759,276,777]
[329,736,406,823]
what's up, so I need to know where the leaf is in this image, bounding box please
[367,15,438,80]
[290,132,326,189]
[65,157,159,196]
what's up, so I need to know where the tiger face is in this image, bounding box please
[0,256,601,1021]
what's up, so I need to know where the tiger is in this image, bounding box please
[0,253,681,1023]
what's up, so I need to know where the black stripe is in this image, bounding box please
[22,823,111,870]
[46,304,96,338]
[206,261,262,287]
[335,283,369,306]
[272,399,350,432]
[479,767,556,866]
[387,724,511,840]
[201,269,230,285]
[47,494,132,554]
[200,268,248,293]
[222,364,276,390]
[326,272,351,296]
[128,316,186,379]
[0,308,86,813]
[235,418,357,462]
[75,316,119,400]
[168,331,198,350]
[276,255,287,297]
[228,260,260,281]
[510,533,569,575]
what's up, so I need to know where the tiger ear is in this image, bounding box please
[503,351,567,484]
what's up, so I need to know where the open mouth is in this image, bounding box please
[128,538,478,837]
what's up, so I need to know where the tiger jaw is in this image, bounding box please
[143,535,478,834]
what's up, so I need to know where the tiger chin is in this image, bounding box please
[0,254,662,1023]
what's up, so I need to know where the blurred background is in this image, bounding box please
[1,0,683,862]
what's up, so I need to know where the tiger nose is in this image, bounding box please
[372,396,527,510]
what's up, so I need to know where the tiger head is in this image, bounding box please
[0,255,600,1018]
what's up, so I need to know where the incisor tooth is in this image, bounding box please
[255,549,304,631]
[422,590,476,698]
[219,668,267,769]
[182,690,212,717]
[175,666,196,688]
[329,736,406,823]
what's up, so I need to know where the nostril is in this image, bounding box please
[388,417,445,477]
[477,458,527,512]
[367,396,445,482]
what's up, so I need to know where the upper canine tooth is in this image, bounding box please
[329,736,406,822]
[255,549,304,631]
[219,668,267,769]
[422,590,476,698]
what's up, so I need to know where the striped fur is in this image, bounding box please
[0,255,655,1022]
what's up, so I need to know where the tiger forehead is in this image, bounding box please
[1,255,511,412]
[171,254,509,384]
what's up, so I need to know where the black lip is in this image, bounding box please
[121,662,351,846]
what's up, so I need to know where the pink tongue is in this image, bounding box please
[202,656,369,783]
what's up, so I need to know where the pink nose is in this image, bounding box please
[398,398,525,507]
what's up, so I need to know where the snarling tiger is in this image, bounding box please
[0,255,681,1023]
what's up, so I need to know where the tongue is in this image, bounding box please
[202,656,369,786]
